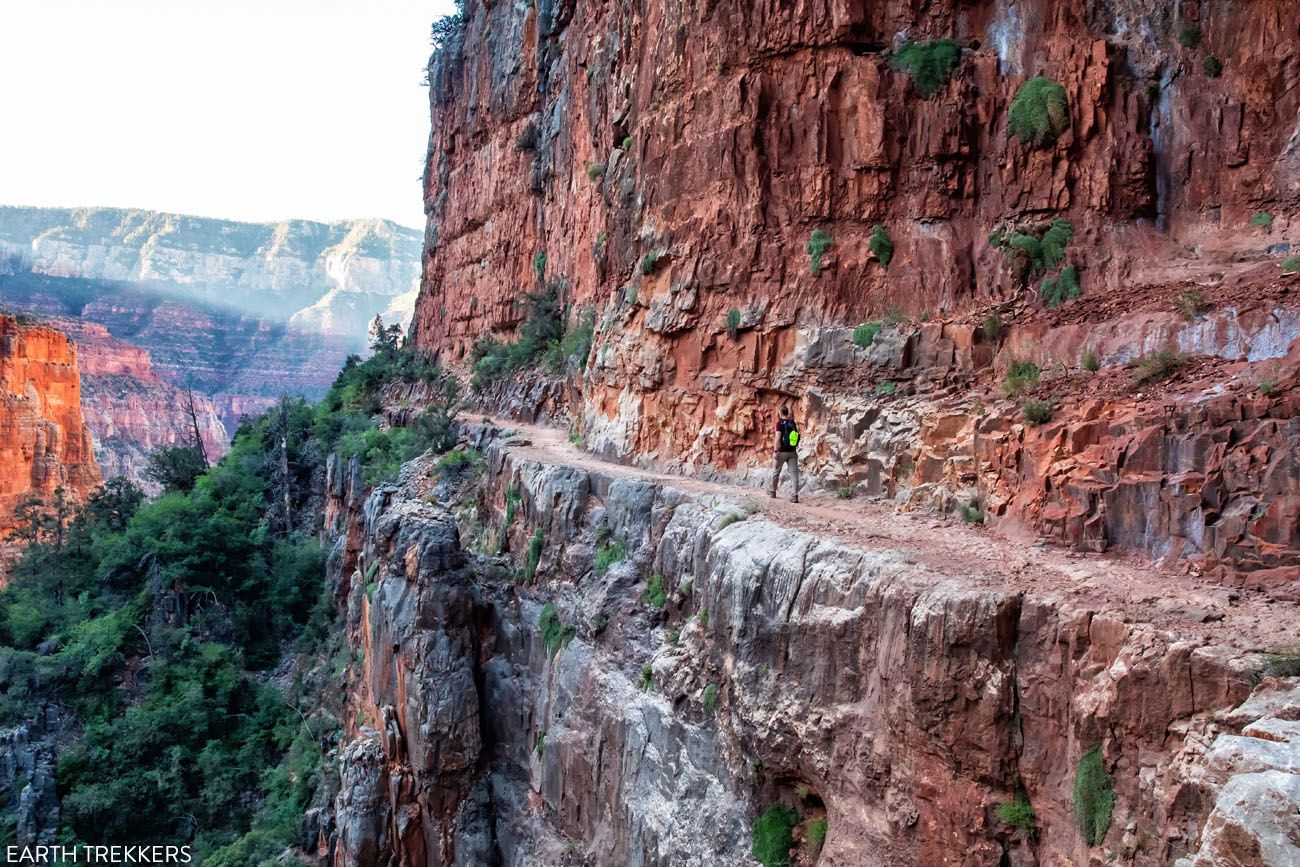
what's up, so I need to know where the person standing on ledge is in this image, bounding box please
[769,403,800,503]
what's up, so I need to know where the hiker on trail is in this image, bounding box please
[769,404,800,503]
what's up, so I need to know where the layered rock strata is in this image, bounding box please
[410,0,1300,577]
[317,427,1300,866]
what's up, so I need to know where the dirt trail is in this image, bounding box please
[489,417,1299,650]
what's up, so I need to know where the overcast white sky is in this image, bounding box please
[0,0,459,229]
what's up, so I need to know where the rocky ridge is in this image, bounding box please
[313,424,1300,866]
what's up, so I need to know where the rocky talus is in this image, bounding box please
[0,315,100,557]
[314,426,1300,867]
[411,0,1300,579]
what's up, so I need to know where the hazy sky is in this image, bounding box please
[0,0,459,229]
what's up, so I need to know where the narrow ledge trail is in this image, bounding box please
[485,416,1300,651]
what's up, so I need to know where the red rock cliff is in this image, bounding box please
[0,315,101,543]
[412,0,1300,578]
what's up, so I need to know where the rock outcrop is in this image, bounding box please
[409,0,1300,577]
[0,315,100,567]
[65,320,230,485]
[317,425,1300,867]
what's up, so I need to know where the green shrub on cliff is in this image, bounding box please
[1072,745,1115,846]
[752,804,799,867]
[521,528,545,583]
[1131,349,1186,384]
[890,38,962,97]
[1022,397,1054,425]
[995,793,1037,835]
[471,282,566,389]
[1203,55,1223,78]
[1251,211,1274,230]
[1284,257,1300,275]
[539,603,576,659]
[1177,24,1203,49]
[807,229,832,274]
[594,539,627,574]
[853,322,882,348]
[806,817,828,856]
[701,682,718,712]
[1040,264,1080,308]
[1008,76,1069,146]
[642,573,668,609]
[869,224,894,268]
[1002,360,1040,396]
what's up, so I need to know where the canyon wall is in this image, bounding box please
[0,315,100,554]
[0,206,421,341]
[410,0,1300,577]
[313,427,1300,867]
[64,321,230,484]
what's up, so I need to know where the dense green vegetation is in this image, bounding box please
[1203,56,1223,78]
[853,321,882,348]
[727,307,742,340]
[890,39,962,97]
[470,283,595,389]
[806,229,832,275]
[0,324,458,861]
[1040,264,1080,308]
[751,804,799,867]
[1072,745,1115,846]
[995,793,1037,835]
[1008,76,1069,146]
[869,224,894,268]
[539,603,575,660]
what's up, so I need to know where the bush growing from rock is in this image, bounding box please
[1040,265,1080,308]
[640,251,661,275]
[752,805,799,867]
[890,38,962,97]
[1251,211,1273,230]
[1002,360,1040,396]
[995,794,1037,835]
[1176,290,1207,321]
[1177,24,1203,48]
[807,229,832,274]
[1072,745,1114,846]
[539,602,576,659]
[806,818,828,856]
[1282,256,1300,275]
[853,322,882,348]
[727,308,742,340]
[594,539,626,574]
[869,224,894,267]
[1022,397,1054,425]
[1203,56,1223,77]
[642,573,667,609]
[1132,350,1186,384]
[1008,76,1069,146]
[702,682,718,711]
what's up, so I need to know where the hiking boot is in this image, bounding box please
[792,495,800,503]
[768,490,776,498]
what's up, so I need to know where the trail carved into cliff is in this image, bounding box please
[488,416,1297,650]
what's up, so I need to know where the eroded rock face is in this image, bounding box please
[0,315,100,553]
[0,206,421,340]
[59,320,229,487]
[410,0,1300,577]
[320,432,1299,867]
